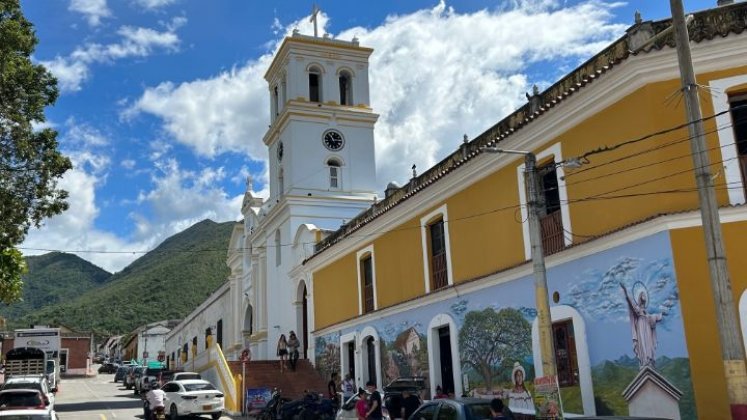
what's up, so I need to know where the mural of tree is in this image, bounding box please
[459,307,531,391]
[315,336,340,379]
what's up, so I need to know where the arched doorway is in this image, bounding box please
[243,304,253,349]
[297,281,309,359]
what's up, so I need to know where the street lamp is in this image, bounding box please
[482,147,558,379]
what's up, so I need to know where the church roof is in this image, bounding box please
[306,2,747,262]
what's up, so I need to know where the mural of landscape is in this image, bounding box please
[314,231,696,419]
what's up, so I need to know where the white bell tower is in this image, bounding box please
[263,31,378,202]
[246,30,379,362]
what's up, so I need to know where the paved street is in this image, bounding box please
[55,373,235,420]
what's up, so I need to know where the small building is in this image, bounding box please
[122,320,180,364]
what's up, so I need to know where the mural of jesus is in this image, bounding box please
[620,281,663,368]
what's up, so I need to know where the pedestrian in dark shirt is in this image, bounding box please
[328,372,340,406]
[365,380,383,419]
[490,398,509,420]
[401,388,421,419]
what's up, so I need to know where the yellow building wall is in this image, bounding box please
[313,255,359,329]
[312,65,747,330]
[671,220,747,420]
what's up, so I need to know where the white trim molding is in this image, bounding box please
[738,291,747,356]
[339,331,360,388]
[517,143,572,260]
[426,313,463,398]
[531,305,595,416]
[356,245,378,314]
[709,73,747,206]
[420,205,455,293]
[358,326,382,388]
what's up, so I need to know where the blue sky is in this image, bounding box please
[19,0,718,272]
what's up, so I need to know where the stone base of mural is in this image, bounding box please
[622,366,683,420]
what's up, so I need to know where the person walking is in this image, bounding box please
[328,372,340,406]
[276,334,288,373]
[287,331,301,371]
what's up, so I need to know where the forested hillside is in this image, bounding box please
[17,219,236,334]
[1,253,111,323]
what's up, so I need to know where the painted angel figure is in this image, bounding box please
[620,281,663,368]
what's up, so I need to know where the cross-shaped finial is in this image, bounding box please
[310,4,320,38]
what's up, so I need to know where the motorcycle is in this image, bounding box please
[256,388,291,420]
[280,391,335,420]
[142,397,166,420]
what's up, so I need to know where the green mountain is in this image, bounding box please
[19,219,236,334]
[1,252,111,323]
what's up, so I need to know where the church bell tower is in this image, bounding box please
[263,30,378,204]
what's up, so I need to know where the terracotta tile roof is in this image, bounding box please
[306,2,747,263]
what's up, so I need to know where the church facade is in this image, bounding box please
[167,3,747,419]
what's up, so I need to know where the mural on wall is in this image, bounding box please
[315,331,340,381]
[313,232,695,418]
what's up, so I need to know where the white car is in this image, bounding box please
[161,379,224,420]
[0,409,59,419]
[0,376,55,410]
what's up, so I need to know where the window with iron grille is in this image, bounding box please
[361,255,374,313]
[429,219,448,291]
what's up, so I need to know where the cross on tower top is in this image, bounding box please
[310,4,320,37]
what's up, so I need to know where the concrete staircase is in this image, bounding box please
[229,359,329,400]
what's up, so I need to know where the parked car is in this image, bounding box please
[98,363,117,374]
[171,371,201,381]
[0,389,50,411]
[408,398,493,420]
[137,366,171,395]
[383,376,426,416]
[124,366,142,390]
[0,408,59,419]
[161,379,224,420]
[114,365,129,382]
[1,375,56,410]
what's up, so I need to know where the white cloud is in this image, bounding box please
[121,159,136,170]
[133,0,176,10]
[22,152,243,273]
[126,1,624,191]
[130,158,243,244]
[40,17,185,92]
[69,0,111,27]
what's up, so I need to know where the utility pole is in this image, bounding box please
[484,148,557,378]
[669,0,747,417]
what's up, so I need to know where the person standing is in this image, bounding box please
[355,387,368,420]
[401,389,421,419]
[328,372,340,406]
[276,334,288,373]
[342,373,356,401]
[287,331,301,371]
[490,398,509,420]
[365,380,383,420]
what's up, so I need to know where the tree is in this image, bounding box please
[0,0,72,303]
[459,307,532,391]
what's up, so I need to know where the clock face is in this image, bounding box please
[277,142,284,161]
[323,130,345,151]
